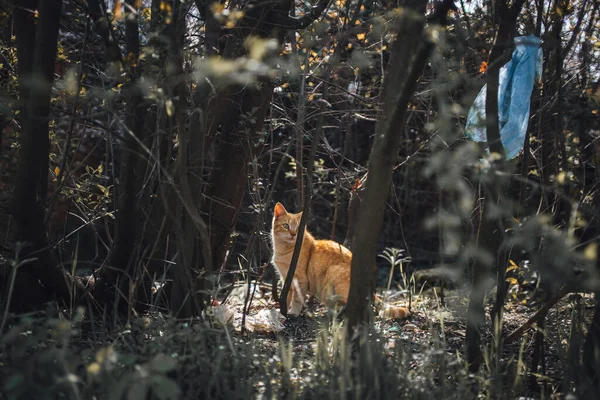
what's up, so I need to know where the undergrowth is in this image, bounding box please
[0,303,530,400]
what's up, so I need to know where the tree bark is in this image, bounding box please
[465,0,525,372]
[85,0,152,315]
[346,0,456,330]
[344,174,367,250]
[200,0,331,274]
[170,0,206,318]
[9,0,76,311]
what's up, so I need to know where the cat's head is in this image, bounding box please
[272,202,302,243]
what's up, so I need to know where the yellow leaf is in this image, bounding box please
[165,99,175,117]
[142,7,152,20]
[584,243,597,262]
[211,3,224,16]
[87,362,101,375]
[356,33,366,40]
[506,259,518,272]
[54,167,60,176]
[506,277,518,285]
[95,346,115,363]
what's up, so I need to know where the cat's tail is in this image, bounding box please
[373,294,410,319]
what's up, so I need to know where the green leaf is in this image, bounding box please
[128,381,150,400]
[4,374,24,391]
[149,354,178,373]
[151,376,181,400]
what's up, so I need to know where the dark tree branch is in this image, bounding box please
[279,75,329,317]
[484,0,525,157]
[471,285,569,368]
[563,0,588,58]
[535,0,544,36]
[87,0,124,66]
[195,0,220,55]
[278,0,332,30]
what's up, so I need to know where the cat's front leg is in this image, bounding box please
[287,278,305,315]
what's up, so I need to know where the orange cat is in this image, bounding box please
[271,202,409,319]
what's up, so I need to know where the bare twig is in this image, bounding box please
[279,82,329,317]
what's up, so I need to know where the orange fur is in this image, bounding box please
[271,202,409,319]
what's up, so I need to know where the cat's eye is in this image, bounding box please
[283,223,290,229]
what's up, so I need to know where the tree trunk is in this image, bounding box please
[202,84,275,272]
[8,0,76,311]
[551,0,570,227]
[346,0,455,330]
[85,0,151,315]
[582,132,600,392]
[169,0,206,318]
[200,0,331,274]
[465,0,525,372]
[344,174,367,249]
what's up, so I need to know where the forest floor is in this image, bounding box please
[210,280,596,398]
[0,269,596,398]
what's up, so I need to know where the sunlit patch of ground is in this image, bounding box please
[206,279,595,395]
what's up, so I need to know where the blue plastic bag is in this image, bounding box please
[465,35,543,160]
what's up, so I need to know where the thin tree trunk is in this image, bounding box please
[170,0,205,318]
[85,0,151,315]
[582,147,600,392]
[346,0,456,330]
[279,63,330,316]
[580,1,599,90]
[106,2,150,314]
[466,0,525,372]
[552,0,570,227]
[344,174,366,249]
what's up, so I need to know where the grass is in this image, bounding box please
[2,278,596,400]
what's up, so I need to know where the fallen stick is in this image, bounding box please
[470,284,569,367]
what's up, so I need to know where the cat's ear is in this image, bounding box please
[274,202,287,218]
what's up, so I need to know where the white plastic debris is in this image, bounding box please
[244,309,286,333]
[212,304,235,326]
